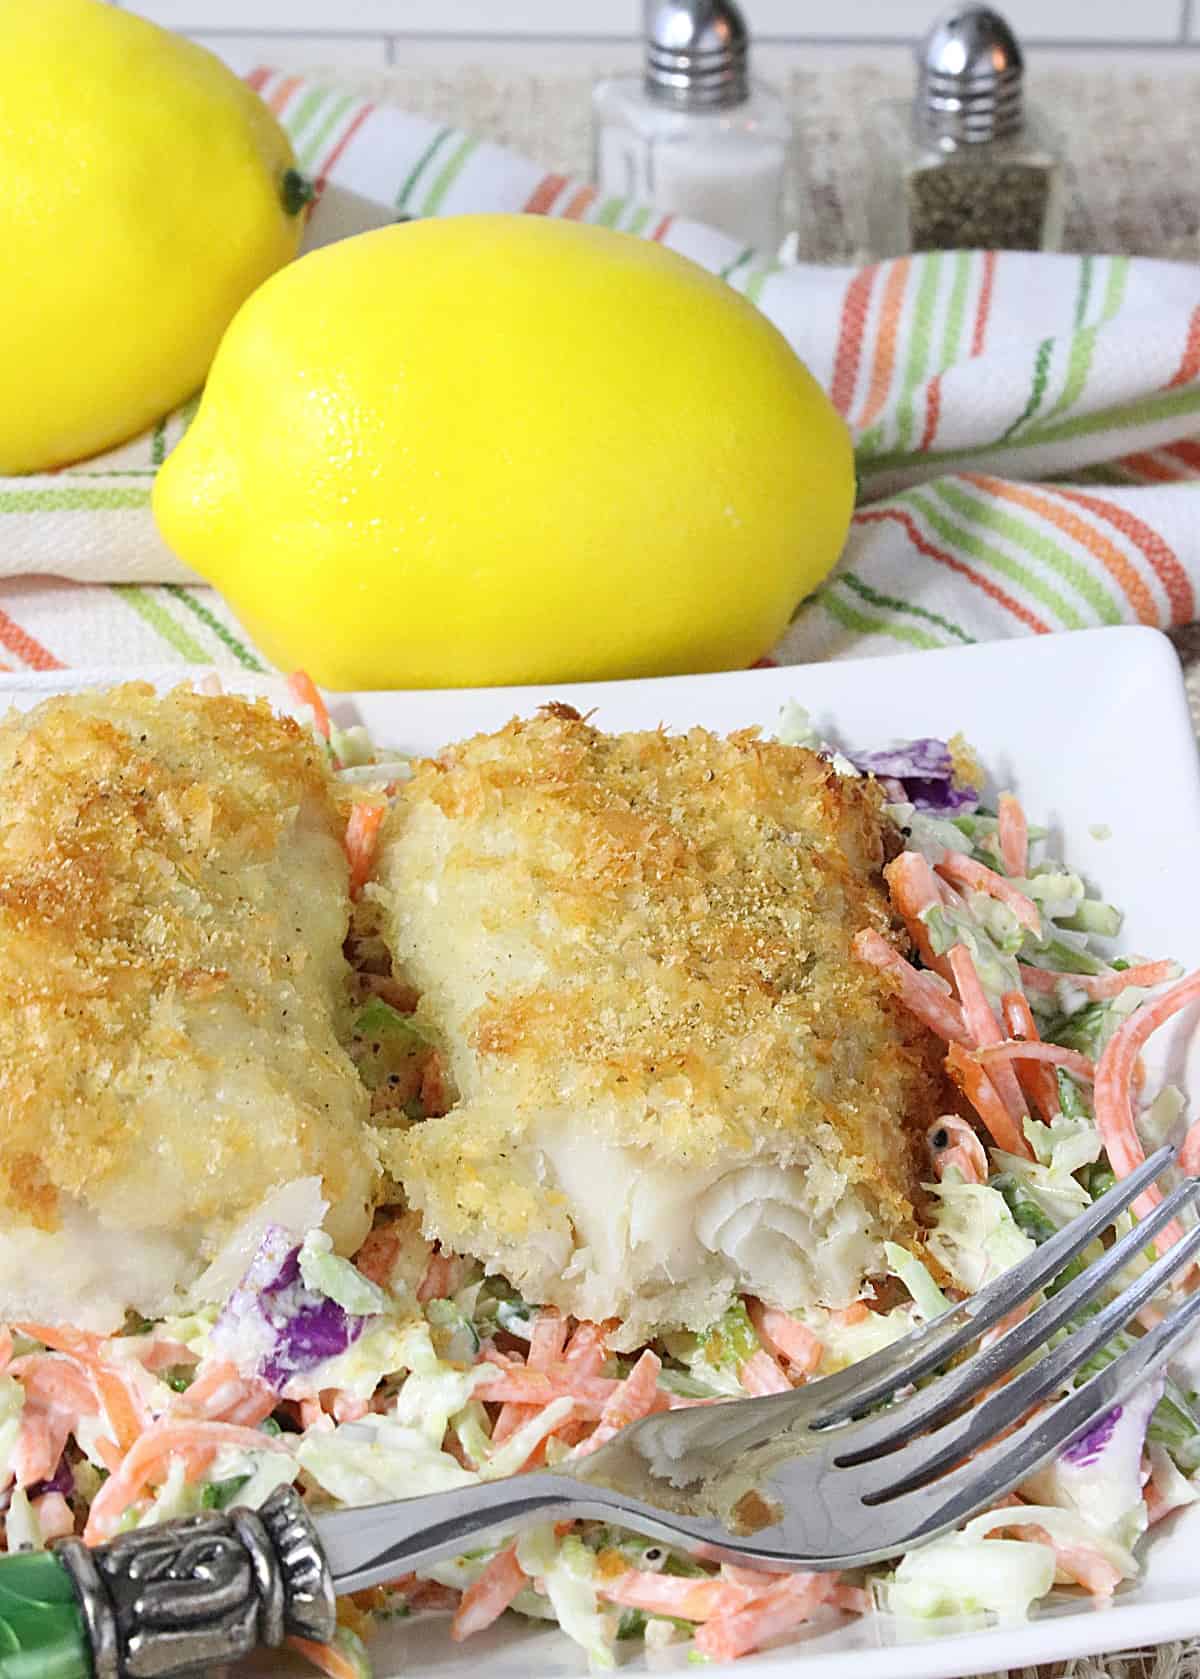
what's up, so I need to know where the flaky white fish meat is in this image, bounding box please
[0,683,380,1329]
[374,707,946,1348]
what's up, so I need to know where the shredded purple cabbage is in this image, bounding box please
[1022,1376,1164,1539]
[846,738,979,815]
[1062,1405,1123,1468]
[27,1456,73,1500]
[210,1224,367,1393]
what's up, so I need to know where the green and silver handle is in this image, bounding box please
[0,1487,335,1679]
[0,1473,610,1678]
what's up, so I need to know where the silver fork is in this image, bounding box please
[38,1148,1200,1679]
[321,1144,1200,1589]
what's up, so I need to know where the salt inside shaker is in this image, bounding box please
[592,0,792,252]
[866,5,1065,255]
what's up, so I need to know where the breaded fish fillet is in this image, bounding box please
[375,709,945,1348]
[0,684,379,1329]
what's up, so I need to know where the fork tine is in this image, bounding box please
[806,1145,1176,1428]
[888,1276,1200,1550]
[860,1212,1200,1503]
[835,1177,1200,1467]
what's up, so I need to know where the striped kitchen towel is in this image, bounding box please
[1,68,1199,674]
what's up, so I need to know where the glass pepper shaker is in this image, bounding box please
[866,5,1065,255]
[592,0,792,252]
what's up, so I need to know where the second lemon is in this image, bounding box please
[153,215,854,688]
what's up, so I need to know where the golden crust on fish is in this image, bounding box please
[0,683,379,1327]
[375,709,946,1346]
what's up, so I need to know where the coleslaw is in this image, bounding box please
[4,684,1200,1676]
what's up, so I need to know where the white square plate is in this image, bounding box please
[5,624,1200,1679]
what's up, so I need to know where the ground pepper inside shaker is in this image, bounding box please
[866,6,1065,256]
[907,162,1051,251]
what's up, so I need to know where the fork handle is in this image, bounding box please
[314,1471,615,1593]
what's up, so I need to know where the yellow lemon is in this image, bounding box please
[154,215,854,688]
[0,0,304,473]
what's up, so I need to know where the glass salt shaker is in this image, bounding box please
[592,0,792,253]
[866,5,1065,255]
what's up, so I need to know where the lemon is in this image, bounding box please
[154,215,854,689]
[0,0,304,473]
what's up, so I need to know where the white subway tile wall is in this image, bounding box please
[115,0,1200,57]
[186,30,391,69]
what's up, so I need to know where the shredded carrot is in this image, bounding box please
[31,1491,75,1540]
[480,1346,525,1372]
[947,945,1030,1130]
[452,1545,528,1640]
[977,1040,1096,1082]
[599,1569,761,1622]
[417,1250,466,1304]
[576,1350,668,1455]
[287,1637,364,1679]
[286,671,332,741]
[997,793,1028,878]
[948,944,1001,1049]
[404,1579,461,1612]
[883,852,953,980]
[474,1365,619,1419]
[180,1361,278,1428]
[0,1329,13,1376]
[527,1310,568,1372]
[831,1302,870,1329]
[12,1412,63,1488]
[1018,960,1178,1002]
[176,1361,240,1412]
[928,1115,988,1184]
[9,1354,99,1418]
[139,1339,199,1374]
[563,1320,612,1379]
[93,1437,123,1475]
[344,801,384,899]
[975,1303,1033,1406]
[1001,991,1062,1122]
[8,1347,142,1486]
[738,1348,793,1396]
[16,1324,104,1359]
[90,1366,149,1455]
[331,1392,370,1425]
[945,1042,1033,1158]
[1094,969,1200,1249]
[490,1403,538,1446]
[353,1225,402,1290]
[695,1573,836,1662]
[747,1301,822,1379]
[935,852,1041,935]
[300,1398,330,1432]
[1180,1118,1200,1176]
[720,1563,787,1587]
[84,1420,292,1542]
[992,1497,1122,1596]
[1145,1447,1198,1525]
[14,1325,149,1455]
[852,929,970,1044]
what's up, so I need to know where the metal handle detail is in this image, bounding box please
[52,1486,335,1679]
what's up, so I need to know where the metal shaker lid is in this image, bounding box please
[917,6,1025,146]
[643,0,750,111]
